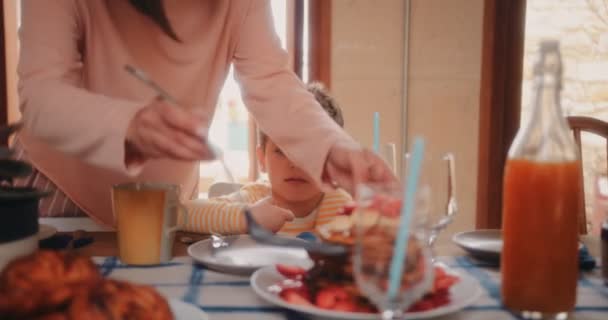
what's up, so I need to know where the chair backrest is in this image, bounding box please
[207,182,243,198]
[567,116,608,234]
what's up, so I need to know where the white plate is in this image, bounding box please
[38,224,57,240]
[452,230,585,264]
[452,229,502,263]
[169,299,209,320]
[188,235,313,276]
[250,265,482,320]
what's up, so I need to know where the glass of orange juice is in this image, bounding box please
[112,183,185,265]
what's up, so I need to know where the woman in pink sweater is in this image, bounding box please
[13,0,394,227]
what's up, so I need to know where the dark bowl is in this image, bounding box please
[0,159,33,181]
[0,186,49,244]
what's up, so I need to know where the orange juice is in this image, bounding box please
[114,189,166,265]
[501,159,580,313]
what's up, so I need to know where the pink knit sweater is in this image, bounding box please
[17,0,352,226]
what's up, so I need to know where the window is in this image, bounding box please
[199,1,291,194]
[200,0,332,195]
[477,0,608,234]
[521,0,608,233]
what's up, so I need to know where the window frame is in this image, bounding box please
[0,1,9,146]
[476,0,526,229]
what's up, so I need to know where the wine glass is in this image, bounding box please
[403,152,458,259]
[352,183,434,320]
[381,142,398,175]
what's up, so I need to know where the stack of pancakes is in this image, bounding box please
[306,209,425,303]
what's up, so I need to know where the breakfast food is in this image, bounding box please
[0,250,101,318]
[274,197,460,314]
[0,250,173,320]
[68,279,172,320]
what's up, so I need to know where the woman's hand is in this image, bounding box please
[324,141,398,195]
[125,99,216,162]
[247,197,295,233]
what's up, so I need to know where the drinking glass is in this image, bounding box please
[403,152,457,258]
[352,183,434,320]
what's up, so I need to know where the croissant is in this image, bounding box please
[68,279,173,320]
[0,251,173,320]
[0,250,100,318]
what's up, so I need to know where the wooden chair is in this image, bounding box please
[567,116,608,234]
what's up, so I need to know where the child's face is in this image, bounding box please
[257,139,322,202]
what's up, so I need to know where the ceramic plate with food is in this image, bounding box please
[251,264,482,319]
[188,235,313,276]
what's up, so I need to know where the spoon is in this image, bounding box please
[244,209,347,256]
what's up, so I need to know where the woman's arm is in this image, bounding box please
[18,0,143,173]
[19,0,210,172]
[233,0,356,189]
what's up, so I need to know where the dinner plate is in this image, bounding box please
[250,265,482,320]
[188,235,313,275]
[169,299,209,320]
[452,229,502,263]
[38,224,58,240]
[452,229,587,266]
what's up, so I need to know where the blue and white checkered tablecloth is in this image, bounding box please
[94,256,608,320]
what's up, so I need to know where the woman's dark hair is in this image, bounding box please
[129,0,180,42]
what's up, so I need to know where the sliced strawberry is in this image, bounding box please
[408,299,434,312]
[315,289,338,309]
[434,266,447,278]
[280,288,312,306]
[330,287,349,300]
[430,292,451,307]
[340,203,357,216]
[433,274,459,292]
[369,194,402,217]
[333,300,357,312]
[356,304,376,313]
[276,264,307,279]
[431,287,450,297]
[370,194,389,211]
[381,198,402,217]
[315,287,349,309]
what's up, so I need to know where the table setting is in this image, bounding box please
[1,72,607,320]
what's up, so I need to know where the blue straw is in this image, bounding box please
[387,137,425,299]
[373,112,380,153]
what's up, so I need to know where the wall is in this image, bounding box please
[331,0,484,247]
[331,0,406,163]
[3,0,19,124]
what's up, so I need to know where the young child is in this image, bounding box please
[181,83,352,236]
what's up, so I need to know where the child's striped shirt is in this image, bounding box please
[181,182,352,236]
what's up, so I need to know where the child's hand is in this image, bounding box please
[248,197,295,233]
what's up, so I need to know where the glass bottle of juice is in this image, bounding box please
[501,40,582,318]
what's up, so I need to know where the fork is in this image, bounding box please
[244,209,347,256]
